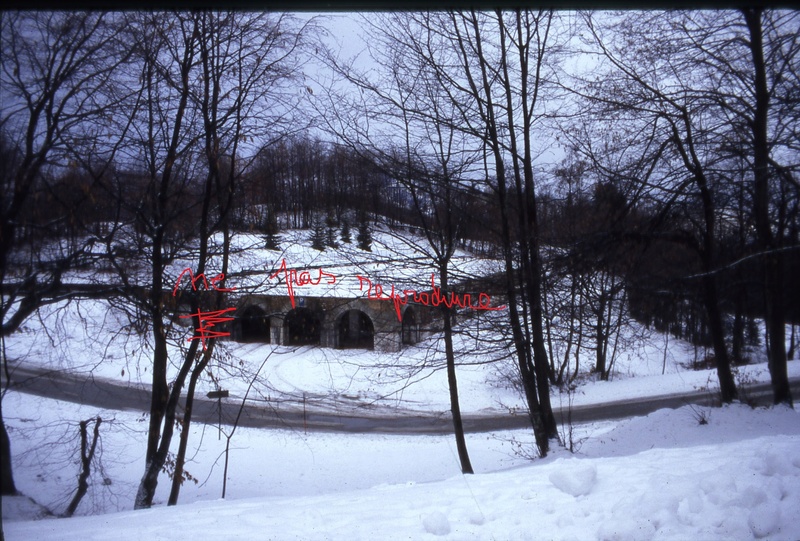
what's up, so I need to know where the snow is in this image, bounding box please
[548,462,597,497]
[3,227,800,539]
[209,228,505,298]
[422,511,452,536]
[4,372,800,540]
[4,400,800,540]
[8,296,799,418]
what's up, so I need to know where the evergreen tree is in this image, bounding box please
[357,211,372,252]
[264,209,281,250]
[311,216,326,251]
[340,217,352,244]
[325,211,338,248]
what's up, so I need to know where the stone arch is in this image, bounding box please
[240,305,271,343]
[284,307,321,346]
[337,309,375,350]
[402,306,419,345]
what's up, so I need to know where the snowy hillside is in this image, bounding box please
[4,225,800,540]
[225,227,505,297]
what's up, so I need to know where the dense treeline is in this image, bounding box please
[538,160,800,371]
[236,136,415,230]
[1,9,797,514]
[5,129,498,257]
[324,9,798,459]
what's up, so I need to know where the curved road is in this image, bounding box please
[4,362,798,434]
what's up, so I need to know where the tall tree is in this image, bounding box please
[385,78,483,474]
[115,11,310,509]
[574,10,798,405]
[0,11,132,499]
[122,11,203,510]
[574,11,742,402]
[448,10,561,453]
[740,9,797,406]
[320,9,562,456]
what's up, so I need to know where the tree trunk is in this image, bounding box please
[528,265,559,439]
[0,405,16,496]
[135,338,199,509]
[168,349,210,505]
[489,148,549,457]
[63,418,101,517]
[443,304,473,474]
[743,8,792,407]
[697,171,737,403]
[732,290,745,364]
[595,296,607,378]
[702,273,738,403]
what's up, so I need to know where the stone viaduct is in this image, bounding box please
[228,294,440,352]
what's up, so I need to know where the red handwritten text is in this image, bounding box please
[269,258,337,309]
[180,307,237,350]
[172,268,236,297]
[173,268,238,348]
[357,274,506,321]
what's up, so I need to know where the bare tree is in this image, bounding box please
[381,116,485,475]
[168,11,310,505]
[114,12,204,510]
[740,9,797,406]
[62,417,102,518]
[0,11,132,499]
[573,10,798,405]
[316,11,485,472]
[317,9,563,457]
[94,11,313,509]
[572,11,741,402]
[448,10,562,453]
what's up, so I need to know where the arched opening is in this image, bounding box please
[285,307,321,346]
[402,307,419,345]
[338,309,374,350]
[240,305,271,343]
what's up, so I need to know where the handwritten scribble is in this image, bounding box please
[357,274,506,322]
[179,307,237,350]
[268,258,337,308]
[172,268,236,297]
[174,268,237,348]
[172,262,503,347]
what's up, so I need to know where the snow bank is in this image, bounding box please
[6,433,800,540]
[5,398,800,541]
[549,460,597,497]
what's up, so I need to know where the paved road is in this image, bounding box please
[4,362,798,435]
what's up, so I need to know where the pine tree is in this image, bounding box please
[310,216,326,251]
[340,218,352,244]
[357,211,372,252]
[325,212,338,249]
[264,210,281,250]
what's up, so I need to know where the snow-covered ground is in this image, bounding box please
[224,228,506,297]
[6,294,799,416]
[3,227,800,539]
[4,389,799,540]
[4,320,800,541]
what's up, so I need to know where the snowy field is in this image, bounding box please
[3,227,800,539]
[4,319,800,541]
[4,390,800,540]
[7,293,798,417]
